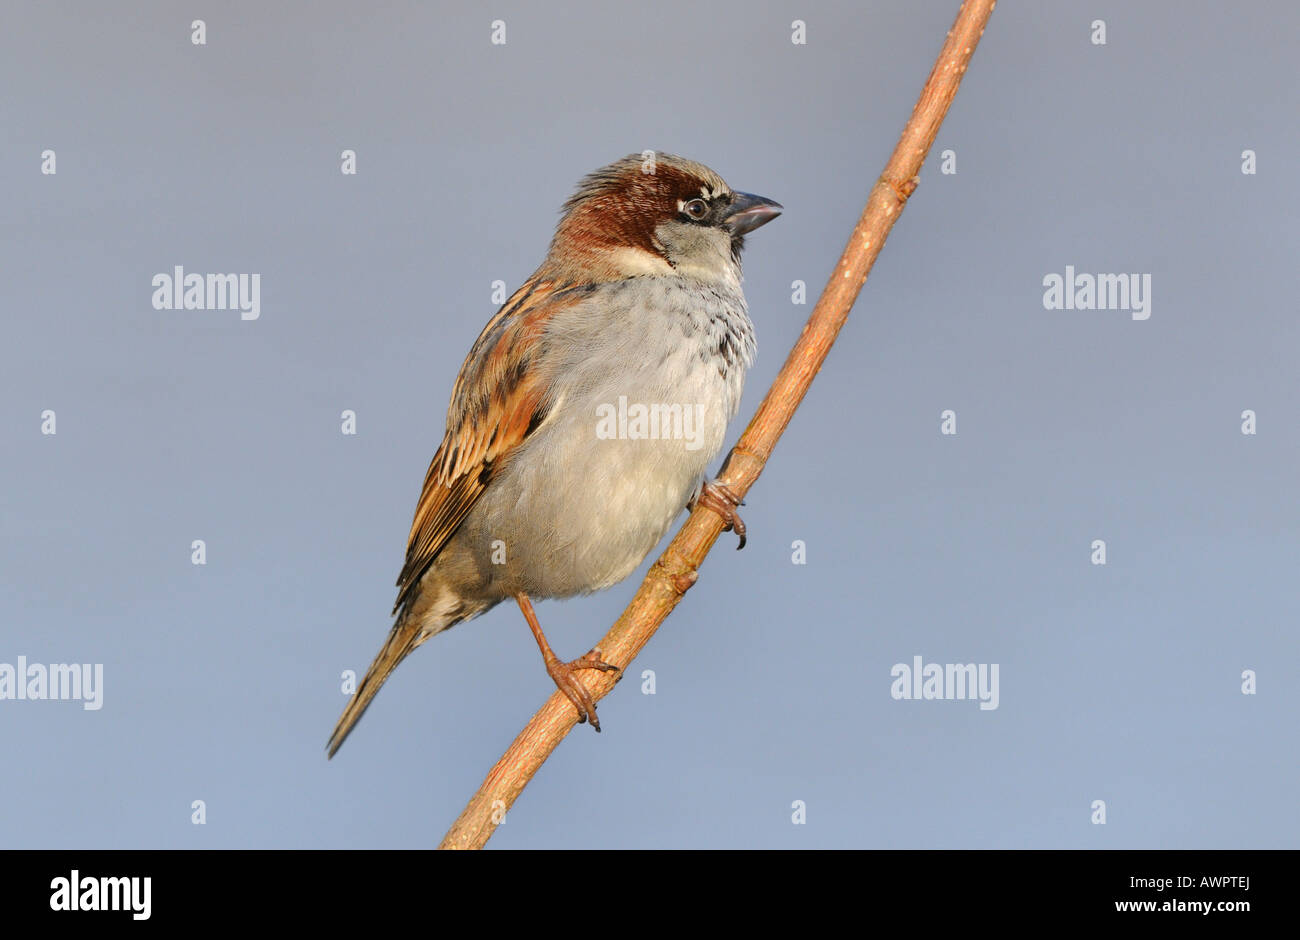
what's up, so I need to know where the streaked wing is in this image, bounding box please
[392,275,580,615]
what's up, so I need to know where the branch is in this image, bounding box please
[439,0,998,850]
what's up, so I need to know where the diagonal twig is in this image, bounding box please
[439,0,998,850]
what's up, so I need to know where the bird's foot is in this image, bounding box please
[693,480,747,550]
[545,650,621,732]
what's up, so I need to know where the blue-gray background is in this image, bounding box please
[2,1,1296,848]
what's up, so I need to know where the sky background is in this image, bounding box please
[2,1,1297,848]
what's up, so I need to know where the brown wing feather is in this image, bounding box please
[391,275,579,615]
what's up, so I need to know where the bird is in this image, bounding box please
[328,152,781,757]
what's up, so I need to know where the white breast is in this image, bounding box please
[464,276,754,598]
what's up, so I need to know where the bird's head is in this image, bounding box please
[543,152,781,286]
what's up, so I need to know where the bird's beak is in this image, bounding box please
[722,192,783,236]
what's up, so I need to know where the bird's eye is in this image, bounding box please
[683,199,708,220]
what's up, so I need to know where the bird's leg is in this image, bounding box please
[691,479,747,550]
[515,593,621,732]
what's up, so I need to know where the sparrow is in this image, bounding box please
[328,153,780,756]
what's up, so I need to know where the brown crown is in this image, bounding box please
[544,153,731,277]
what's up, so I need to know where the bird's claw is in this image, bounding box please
[693,480,747,550]
[546,650,621,732]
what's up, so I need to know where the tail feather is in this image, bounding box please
[327,616,425,758]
